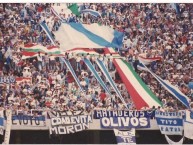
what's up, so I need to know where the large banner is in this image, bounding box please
[155,111,183,135]
[114,128,136,145]
[0,76,15,84]
[12,115,46,126]
[94,110,150,129]
[49,110,92,135]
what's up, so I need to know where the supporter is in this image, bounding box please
[0,3,192,114]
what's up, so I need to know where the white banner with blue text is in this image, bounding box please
[114,128,136,145]
[155,111,183,135]
[94,110,150,129]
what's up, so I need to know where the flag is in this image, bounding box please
[21,51,41,59]
[141,63,190,108]
[81,9,101,17]
[68,4,80,16]
[96,58,128,109]
[103,48,120,57]
[114,128,136,145]
[83,58,111,96]
[23,44,60,54]
[62,58,84,92]
[21,44,63,59]
[53,23,124,50]
[138,56,162,65]
[51,3,79,20]
[50,7,64,21]
[137,63,147,71]
[40,21,56,46]
[155,111,183,135]
[184,110,193,139]
[165,135,184,145]
[67,48,121,58]
[113,59,162,110]
[67,48,99,56]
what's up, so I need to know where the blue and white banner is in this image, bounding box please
[101,116,150,129]
[12,115,46,126]
[94,110,150,129]
[114,128,136,145]
[96,58,128,109]
[83,58,111,96]
[141,63,190,108]
[155,111,183,135]
[40,21,56,46]
[184,110,193,139]
[0,117,4,135]
[54,23,124,50]
[81,9,101,17]
[62,58,84,92]
[0,76,16,84]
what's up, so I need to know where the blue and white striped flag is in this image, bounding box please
[83,58,111,96]
[96,58,128,109]
[141,63,190,108]
[54,23,124,50]
[62,58,84,92]
[40,21,56,46]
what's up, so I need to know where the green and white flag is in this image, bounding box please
[51,3,80,17]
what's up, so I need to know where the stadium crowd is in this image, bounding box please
[0,3,193,115]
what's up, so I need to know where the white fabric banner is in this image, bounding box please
[184,110,193,140]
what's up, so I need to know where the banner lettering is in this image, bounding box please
[0,76,15,84]
[49,111,92,135]
[12,115,46,126]
[0,117,4,135]
[114,128,136,145]
[155,111,183,135]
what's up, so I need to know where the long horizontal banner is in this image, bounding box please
[49,111,92,135]
[12,115,46,126]
[101,116,150,129]
[94,110,150,129]
[94,110,155,119]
